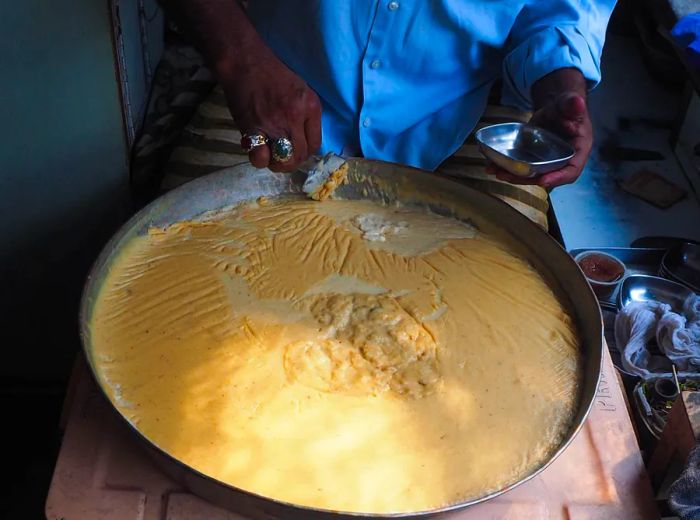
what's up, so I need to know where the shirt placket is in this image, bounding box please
[358,0,402,154]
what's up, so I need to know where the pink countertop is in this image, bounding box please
[45,350,658,520]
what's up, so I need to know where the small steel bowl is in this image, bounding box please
[617,274,694,312]
[476,122,575,178]
[574,251,626,299]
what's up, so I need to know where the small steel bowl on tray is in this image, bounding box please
[617,274,695,312]
[475,122,575,178]
[573,251,626,299]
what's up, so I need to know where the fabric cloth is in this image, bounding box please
[130,44,215,202]
[615,294,700,379]
[687,292,700,320]
[157,84,551,229]
[244,0,616,170]
[615,300,671,378]
[670,443,700,520]
[671,13,700,70]
[657,313,700,371]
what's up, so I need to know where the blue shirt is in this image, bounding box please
[247,1,615,170]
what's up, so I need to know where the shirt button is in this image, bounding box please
[388,1,399,10]
[370,59,382,70]
[362,117,371,128]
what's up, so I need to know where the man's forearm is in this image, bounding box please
[531,67,587,110]
[164,0,265,77]
[163,0,322,172]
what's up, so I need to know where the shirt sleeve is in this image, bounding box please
[501,0,616,110]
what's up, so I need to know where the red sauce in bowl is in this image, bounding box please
[577,253,625,283]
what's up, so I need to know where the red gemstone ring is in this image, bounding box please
[240,132,269,152]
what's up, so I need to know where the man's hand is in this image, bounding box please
[486,68,593,189]
[218,53,322,172]
[166,0,321,172]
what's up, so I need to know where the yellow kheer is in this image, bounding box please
[89,198,581,514]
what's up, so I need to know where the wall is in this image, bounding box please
[0,1,131,383]
[111,0,164,144]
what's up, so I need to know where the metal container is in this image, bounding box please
[660,242,700,292]
[80,160,603,519]
[568,247,667,311]
[617,274,695,312]
[475,122,575,178]
[573,250,626,299]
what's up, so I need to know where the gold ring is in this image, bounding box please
[271,137,294,163]
[240,132,269,152]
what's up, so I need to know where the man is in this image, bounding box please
[167,0,615,188]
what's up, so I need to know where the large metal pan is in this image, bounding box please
[80,159,603,519]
